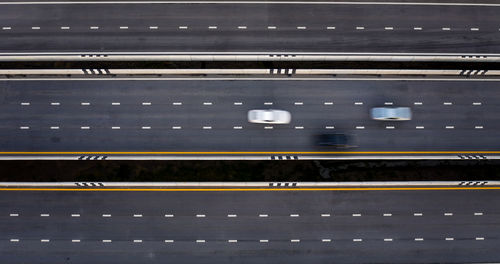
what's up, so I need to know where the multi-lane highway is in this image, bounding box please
[1,1,500,54]
[0,183,499,263]
[0,77,499,158]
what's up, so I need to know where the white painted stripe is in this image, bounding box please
[354,102,363,105]
[384,102,393,105]
[352,213,362,217]
[259,214,268,217]
[355,126,365,129]
[32,26,40,30]
[142,126,151,129]
[81,102,90,105]
[133,239,142,243]
[294,102,304,105]
[172,102,182,105]
[356,26,365,30]
[61,26,70,30]
[196,239,206,243]
[383,213,392,216]
[414,27,422,30]
[386,126,395,129]
[203,102,213,105]
[196,214,206,218]
[40,213,50,217]
[472,102,482,105]
[415,238,424,241]
[102,239,112,243]
[208,26,217,29]
[165,214,174,217]
[233,102,243,105]
[149,26,158,29]
[71,214,80,217]
[470,27,479,31]
[179,26,188,29]
[20,126,30,130]
[321,214,330,217]
[267,26,276,30]
[120,26,128,29]
[41,239,50,242]
[10,239,19,242]
[90,26,99,30]
[416,126,425,129]
[445,125,454,129]
[233,126,243,129]
[444,212,453,216]
[474,212,483,216]
[414,213,423,216]
[165,240,174,243]
[414,102,423,105]
[325,126,335,129]
[327,26,335,30]
[102,214,111,217]
[442,27,451,31]
[112,102,120,105]
[260,239,269,243]
[295,126,304,129]
[228,239,238,243]
[476,237,484,240]
[80,126,90,130]
[202,126,212,129]
[445,237,454,241]
[227,214,237,217]
[238,26,247,29]
[264,126,273,129]
[20,102,30,106]
[443,102,453,105]
[290,214,300,217]
[353,239,362,242]
[324,102,333,105]
[2,27,12,30]
[172,126,182,129]
[384,238,393,242]
[142,102,152,105]
[384,27,393,30]
[72,239,81,242]
[10,213,19,217]
[291,239,300,243]
[133,214,143,217]
[51,102,60,105]
[50,126,59,130]
[322,239,331,242]
[264,102,273,105]
[297,26,306,30]
[111,126,120,130]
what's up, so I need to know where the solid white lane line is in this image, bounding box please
[353,239,362,242]
[71,214,80,217]
[356,26,365,30]
[443,102,452,105]
[120,26,128,29]
[32,26,40,30]
[327,26,335,30]
[208,26,217,29]
[355,126,365,129]
[321,214,330,217]
[51,102,60,106]
[172,126,182,129]
[414,213,423,216]
[103,239,112,243]
[264,102,273,105]
[444,212,453,216]
[165,240,174,243]
[352,213,362,217]
[149,26,158,29]
[142,102,152,105]
[445,237,454,241]
[133,239,142,243]
[267,26,277,29]
[325,126,335,129]
[297,26,306,30]
[10,239,19,242]
[233,126,243,129]
[383,213,392,216]
[102,214,111,217]
[203,102,213,105]
[294,102,304,105]
[476,237,485,240]
[354,102,363,105]
[470,27,479,31]
[295,126,304,129]
[133,214,143,217]
[142,126,151,129]
[260,239,269,243]
[21,102,30,106]
[172,102,182,105]
[384,27,394,30]
[196,239,206,243]
[386,126,395,129]
[445,125,455,129]
[416,126,425,129]
[179,26,188,29]
[90,26,99,30]
[202,126,212,129]
[50,126,59,130]
[196,214,206,218]
[41,239,50,242]
[442,27,451,31]
[228,240,238,243]
[165,214,174,217]
[259,214,268,218]
[290,214,300,217]
[80,126,90,130]
[414,102,423,105]
[72,239,81,242]
[234,102,243,105]
[81,102,90,106]
[324,102,334,105]
[415,238,424,241]
[111,126,120,130]
[291,239,300,243]
[111,102,120,105]
[414,27,422,30]
[472,102,482,105]
[20,126,30,130]
[474,212,483,216]
[10,213,19,217]
[384,238,393,242]
[40,214,50,217]
[238,26,247,29]
[264,126,273,129]
[227,214,237,217]
[322,239,331,242]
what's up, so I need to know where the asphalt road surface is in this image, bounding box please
[1,2,500,53]
[0,186,498,263]
[0,78,498,155]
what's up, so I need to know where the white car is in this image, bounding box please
[370,107,412,121]
[248,109,291,124]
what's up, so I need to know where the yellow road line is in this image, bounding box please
[0,151,499,155]
[0,187,499,191]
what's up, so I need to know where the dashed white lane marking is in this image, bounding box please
[227,214,237,218]
[416,126,425,129]
[133,214,143,218]
[414,213,423,216]
[321,214,331,217]
[470,27,479,31]
[291,239,300,243]
[295,126,304,129]
[355,126,365,129]
[325,126,335,129]
[474,212,484,216]
[234,102,243,105]
[444,212,453,216]
[80,126,90,130]
[259,214,268,218]
[386,126,395,129]
[322,239,331,242]
[384,238,393,242]
[111,126,120,130]
[90,26,99,30]
[294,102,304,105]
[71,239,81,243]
[149,26,158,30]
[352,213,362,217]
[40,214,50,217]
[102,214,111,217]
[415,238,424,241]
[327,26,335,30]
[264,102,273,105]
[196,240,206,243]
[196,214,206,218]
[324,102,334,105]
[383,213,392,216]
[238,26,247,29]
[264,126,273,129]
[445,237,454,241]
[50,126,59,130]
[133,239,142,243]
[71,214,80,217]
[290,214,300,217]
[384,102,393,105]
[21,102,30,106]
[61,26,70,30]
[473,102,482,106]
[2,27,12,30]
[233,126,243,129]
[384,27,394,30]
[81,102,90,106]
[20,126,30,130]
[142,126,151,130]
[442,27,451,31]
[10,213,19,217]
[208,26,217,29]
[443,102,453,105]
[102,240,112,243]
[179,26,188,29]
[260,239,269,243]
[111,102,120,106]
[354,102,363,105]
[51,102,60,106]
[228,240,238,243]
[142,102,152,106]
[120,26,128,29]
[32,26,40,30]
[41,239,50,243]
[172,126,182,129]
[267,26,277,29]
[10,239,19,242]
[203,102,213,105]
[353,239,362,242]
[165,240,174,243]
[356,26,365,30]
[445,125,455,129]
[414,102,423,105]
[202,126,212,130]
[414,27,422,30]
[297,26,306,30]
[165,214,174,217]
[476,237,485,241]
[172,102,182,105]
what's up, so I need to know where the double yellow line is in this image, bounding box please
[0,187,499,191]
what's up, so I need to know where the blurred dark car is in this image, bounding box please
[315,133,355,148]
